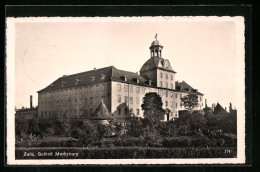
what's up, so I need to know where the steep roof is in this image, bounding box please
[175,81,204,95]
[213,103,229,115]
[91,101,113,120]
[38,66,153,93]
[38,66,203,96]
[139,57,176,73]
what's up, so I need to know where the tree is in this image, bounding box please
[181,93,199,110]
[71,121,98,146]
[125,117,144,137]
[189,111,206,132]
[141,92,165,124]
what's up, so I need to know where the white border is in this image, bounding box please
[6,17,245,165]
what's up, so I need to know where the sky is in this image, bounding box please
[10,17,244,112]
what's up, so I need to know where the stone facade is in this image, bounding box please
[37,38,204,121]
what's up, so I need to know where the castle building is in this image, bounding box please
[37,37,204,121]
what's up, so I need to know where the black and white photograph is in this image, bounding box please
[6,16,245,165]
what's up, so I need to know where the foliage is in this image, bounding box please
[141,92,165,131]
[97,123,116,139]
[70,121,98,146]
[181,93,199,110]
[125,117,144,137]
[156,121,176,137]
[27,118,39,134]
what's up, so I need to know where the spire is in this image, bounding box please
[155,33,157,40]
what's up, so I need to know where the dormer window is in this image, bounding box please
[121,75,128,82]
[90,76,96,82]
[100,74,106,80]
[75,79,81,85]
[134,77,140,84]
[61,81,67,87]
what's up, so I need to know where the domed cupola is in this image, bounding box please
[151,40,160,46]
[149,33,163,57]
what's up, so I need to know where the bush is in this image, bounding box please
[162,137,192,148]
[113,137,145,147]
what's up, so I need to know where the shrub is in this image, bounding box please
[113,137,145,147]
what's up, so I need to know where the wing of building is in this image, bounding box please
[37,37,204,121]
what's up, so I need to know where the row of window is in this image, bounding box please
[41,84,108,98]
[117,96,140,104]
[40,108,94,118]
[160,72,174,80]
[40,96,106,108]
[159,81,174,89]
[117,84,179,97]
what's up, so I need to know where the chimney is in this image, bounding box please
[30,95,33,108]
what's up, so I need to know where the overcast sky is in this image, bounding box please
[11,17,244,112]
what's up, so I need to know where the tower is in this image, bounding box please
[140,34,176,89]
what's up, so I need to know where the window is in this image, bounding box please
[136,97,140,104]
[171,102,173,107]
[160,81,163,87]
[130,97,133,104]
[160,90,163,95]
[165,82,168,88]
[85,87,88,93]
[124,84,128,92]
[96,85,99,92]
[171,75,173,80]
[125,96,128,103]
[136,109,140,115]
[118,84,121,91]
[170,92,173,97]
[170,83,173,89]
[166,73,168,79]
[176,94,178,98]
[118,95,121,103]
[166,91,168,97]
[136,87,140,93]
[176,103,178,108]
[160,72,163,78]
[165,101,168,107]
[130,85,133,93]
[200,96,202,101]
[102,84,105,91]
[90,86,93,92]
[96,97,99,104]
[75,99,77,104]
[90,97,93,105]
[85,98,88,104]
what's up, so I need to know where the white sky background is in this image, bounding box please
[13,17,244,112]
